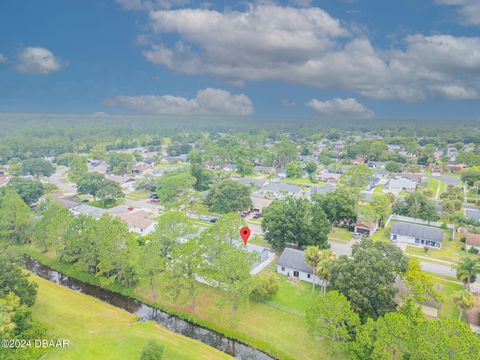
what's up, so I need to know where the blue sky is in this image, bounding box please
[0,0,479,120]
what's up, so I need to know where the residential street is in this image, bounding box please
[48,166,76,195]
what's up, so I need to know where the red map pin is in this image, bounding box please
[240,227,251,245]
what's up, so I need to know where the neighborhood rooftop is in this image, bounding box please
[391,222,444,243]
[277,248,313,274]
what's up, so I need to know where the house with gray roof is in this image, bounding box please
[390,221,444,249]
[465,209,480,222]
[387,177,417,192]
[255,181,303,200]
[277,248,320,284]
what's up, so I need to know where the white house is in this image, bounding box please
[387,177,417,192]
[390,222,444,249]
[466,233,480,252]
[277,248,321,285]
[116,212,156,235]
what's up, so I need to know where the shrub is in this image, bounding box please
[468,247,479,254]
[140,340,164,360]
[251,273,279,301]
[460,236,466,243]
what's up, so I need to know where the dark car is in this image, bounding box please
[209,217,218,223]
[81,199,90,203]
[148,193,159,199]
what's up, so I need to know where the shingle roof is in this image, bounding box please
[466,233,480,247]
[391,222,444,242]
[277,248,313,273]
[465,209,480,221]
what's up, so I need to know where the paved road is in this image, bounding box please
[432,175,461,186]
[420,262,456,278]
[48,167,76,195]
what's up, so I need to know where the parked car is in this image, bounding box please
[209,217,218,223]
[81,199,90,203]
[148,193,159,199]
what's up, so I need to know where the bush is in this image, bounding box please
[140,340,164,360]
[460,236,466,243]
[468,247,479,254]
[251,273,279,301]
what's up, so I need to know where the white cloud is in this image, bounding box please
[0,54,6,63]
[436,0,480,25]
[16,47,62,74]
[306,98,374,119]
[105,88,254,116]
[123,3,480,101]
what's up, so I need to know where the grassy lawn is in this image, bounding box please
[30,274,231,360]
[88,198,124,209]
[438,180,447,195]
[405,233,479,264]
[373,185,384,193]
[280,178,325,187]
[426,178,439,198]
[436,279,463,320]
[155,163,186,169]
[328,227,353,242]
[371,226,391,243]
[136,271,341,360]
[126,190,152,201]
[248,235,271,248]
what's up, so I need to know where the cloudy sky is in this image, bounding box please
[1,0,479,120]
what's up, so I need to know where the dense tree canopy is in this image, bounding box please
[8,177,44,205]
[393,192,439,221]
[315,190,357,228]
[20,158,55,178]
[206,178,252,213]
[262,197,331,249]
[329,239,408,320]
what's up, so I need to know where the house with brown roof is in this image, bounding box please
[116,211,156,235]
[466,233,480,252]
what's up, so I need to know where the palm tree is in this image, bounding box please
[453,290,476,321]
[454,257,480,291]
[305,247,336,293]
[317,249,336,295]
[305,246,322,291]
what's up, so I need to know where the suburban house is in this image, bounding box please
[316,171,341,184]
[255,181,303,200]
[466,233,480,252]
[447,163,468,173]
[465,209,480,222]
[354,216,379,236]
[366,161,385,169]
[310,183,336,196]
[387,177,417,192]
[116,211,156,235]
[277,248,320,284]
[390,222,444,249]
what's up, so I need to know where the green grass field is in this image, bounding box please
[136,272,340,360]
[125,190,152,201]
[280,178,325,187]
[88,198,125,209]
[30,274,232,360]
[328,227,353,242]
